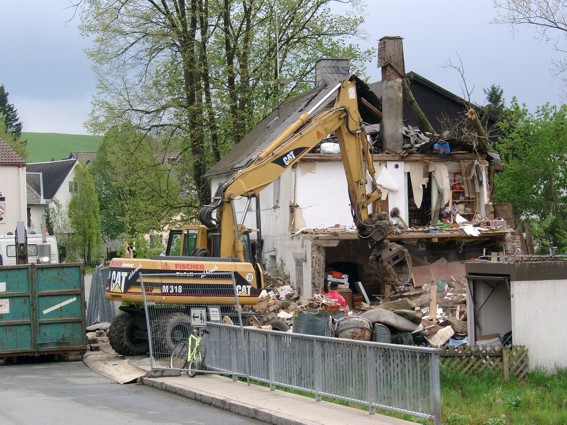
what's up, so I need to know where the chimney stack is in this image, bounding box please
[378,36,405,152]
[315,59,350,87]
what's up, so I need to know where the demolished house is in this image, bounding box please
[206,37,521,309]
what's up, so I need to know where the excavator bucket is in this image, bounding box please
[369,240,413,292]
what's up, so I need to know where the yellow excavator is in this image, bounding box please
[105,76,412,356]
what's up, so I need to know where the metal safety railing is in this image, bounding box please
[204,323,441,424]
[139,271,441,424]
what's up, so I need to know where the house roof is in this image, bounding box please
[26,158,77,200]
[207,71,494,178]
[69,151,97,164]
[206,75,382,177]
[0,138,26,166]
[26,175,42,205]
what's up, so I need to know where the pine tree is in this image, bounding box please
[0,85,23,139]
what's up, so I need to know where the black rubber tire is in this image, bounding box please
[108,313,149,356]
[188,344,206,377]
[266,318,290,332]
[169,340,189,370]
[163,313,193,352]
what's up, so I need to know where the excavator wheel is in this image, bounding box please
[108,313,149,356]
[162,313,193,352]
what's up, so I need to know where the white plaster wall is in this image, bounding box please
[50,167,76,234]
[295,161,410,227]
[294,162,353,228]
[53,168,75,212]
[0,166,27,234]
[379,161,407,221]
[257,168,311,294]
[211,169,312,296]
[28,205,46,234]
[512,279,567,373]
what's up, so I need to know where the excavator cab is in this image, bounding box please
[165,225,209,256]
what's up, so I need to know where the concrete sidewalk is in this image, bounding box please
[141,373,418,425]
[84,339,418,425]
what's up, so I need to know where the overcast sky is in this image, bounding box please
[1,0,563,135]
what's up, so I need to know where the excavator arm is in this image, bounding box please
[199,77,412,290]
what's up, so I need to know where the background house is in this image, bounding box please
[26,158,77,235]
[205,47,514,302]
[0,139,27,234]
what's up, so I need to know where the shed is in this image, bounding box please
[466,258,567,373]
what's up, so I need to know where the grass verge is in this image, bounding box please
[232,365,567,425]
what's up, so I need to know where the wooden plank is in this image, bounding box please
[429,285,437,321]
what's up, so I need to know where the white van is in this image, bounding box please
[0,234,60,266]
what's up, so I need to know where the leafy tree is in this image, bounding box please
[68,163,103,265]
[89,124,184,242]
[46,198,77,262]
[493,0,567,92]
[493,100,567,253]
[78,0,372,206]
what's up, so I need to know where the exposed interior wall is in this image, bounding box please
[209,154,491,299]
[467,277,512,342]
[378,161,407,222]
[294,161,353,228]
[318,240,378,298]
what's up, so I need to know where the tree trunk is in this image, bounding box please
[466,108,491,152]
[402,78,435,136]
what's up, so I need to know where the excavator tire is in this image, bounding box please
[108,313,149,356]
[162,313,193,352]
[266,318,290,332]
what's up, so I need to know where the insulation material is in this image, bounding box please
[407,162,428,208]
[376,165,400,192]
[429,162,450,206]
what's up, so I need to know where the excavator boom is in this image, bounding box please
[200,78,393,255]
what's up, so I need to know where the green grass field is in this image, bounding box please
[22,132,102,163]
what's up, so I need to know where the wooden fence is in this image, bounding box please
[440,345,529,381]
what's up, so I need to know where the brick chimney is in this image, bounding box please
[315,59,350,87]
[378,36,405,152]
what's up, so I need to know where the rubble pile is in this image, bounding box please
[254,265,470,348]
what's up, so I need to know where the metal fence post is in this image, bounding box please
[367,345,377,415]
[230,328,239,381]
[140,273,156,370]
[430,350,442,425]
[314,339,322,402]
[267,333,275,391]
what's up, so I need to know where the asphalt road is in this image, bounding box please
[0,360,266,425]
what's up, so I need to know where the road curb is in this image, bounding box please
[141,377,319,425]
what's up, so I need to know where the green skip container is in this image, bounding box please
[0,263,86,359]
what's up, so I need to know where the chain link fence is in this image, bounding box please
[140,271,245,373]
[86,265,117,326]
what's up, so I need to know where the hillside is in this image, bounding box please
[22,132,102,163]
